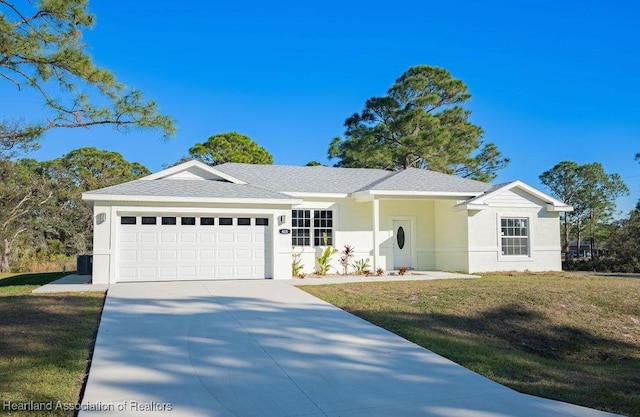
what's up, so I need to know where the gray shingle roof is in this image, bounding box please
[84,162,495,200]
[84,179,293,200]
[362,168,493,193]
[214,163,394,194]
[215,163,491,195]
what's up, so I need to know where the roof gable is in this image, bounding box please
[142,160,246,184]
[456,180,573,212]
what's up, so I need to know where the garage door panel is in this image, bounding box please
[120,232,138,243]
[199,250,214,260]
[236,232,253,243]
[218,249,234,260]
[181,233,197,243]
[159,267,177,278]
[236,265,252,275]
[180,249,197,260]
[120,250,137,261]
[218,265,233,276]
[199,266,214,276]
[200,233,216,243]
[160,250,177,260]
[236,249,252,259]
[140,250,156,261]
[140,233,157,243]
[119,267,137,279]
[139,267,157,279]
[218,232,234,243]
[117,215,271,282]
[160,233,177,243]
[179,266,197,277]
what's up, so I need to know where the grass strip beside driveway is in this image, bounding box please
[0,272,105,416]
[302,273,640,417]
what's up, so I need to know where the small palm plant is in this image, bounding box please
[315,233,337,275]
[352,258,370,275]
[316,246,337,275]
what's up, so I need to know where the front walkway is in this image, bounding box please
[79,280,619,416]
[31,274,107,293]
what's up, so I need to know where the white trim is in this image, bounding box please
[115,206,283,215]
[455,203,490,211]
[372,199,380,270]
[352,190,482,199]
[546,203,573,212]
[82,194,301,205]
[109,206,118,284]
[283,192,349,198]
[141,160,246,184]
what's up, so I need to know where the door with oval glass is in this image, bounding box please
[392,220,412,269]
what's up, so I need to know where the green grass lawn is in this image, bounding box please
[0,272,105,416]
[302,273,640,417]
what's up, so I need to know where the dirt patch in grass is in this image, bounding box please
[0,273,105,416]
[302,273,640,416]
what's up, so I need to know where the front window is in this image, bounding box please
[313,210,333,246]
[292,210,311,246]
[501,218,529,256]
[292,209,333,246]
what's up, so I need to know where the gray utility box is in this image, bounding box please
[77,255,93,275]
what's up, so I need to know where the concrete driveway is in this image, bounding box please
[80,281,619,416]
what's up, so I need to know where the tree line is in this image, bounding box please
[540,159,638,271]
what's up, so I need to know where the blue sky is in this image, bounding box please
[3,0,639,215]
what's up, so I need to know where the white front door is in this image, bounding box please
[392,220,412,269]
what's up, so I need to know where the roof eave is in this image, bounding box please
[81,193,302,205]
[546,204,573,212]
[352,190,484,200]
[282,192,349,199]
[454,203,490,212]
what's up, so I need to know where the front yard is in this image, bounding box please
[302,273,640,417]
[1,272,638,416]
[0,272,105,416]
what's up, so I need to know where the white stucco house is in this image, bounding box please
[82,160,572,284]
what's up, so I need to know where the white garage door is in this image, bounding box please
[117,215,271,282]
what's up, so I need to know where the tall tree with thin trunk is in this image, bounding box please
[0,0,175,157]
[540,161,628,262]
[579,163,628,258]
[0,159,52,271]
[328,65,509,181]
[540,161,584,262]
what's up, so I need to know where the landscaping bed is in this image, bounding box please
[302,273,640,417]
[0,272,105,416]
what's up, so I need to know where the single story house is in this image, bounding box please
[82,160,572,284]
